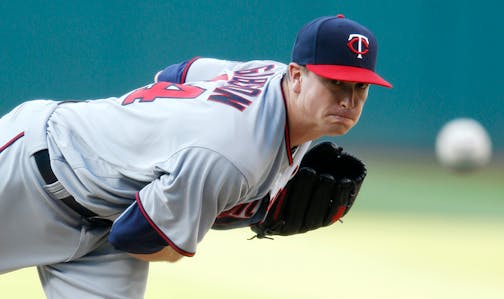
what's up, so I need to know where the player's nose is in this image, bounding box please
[337,89,356,109]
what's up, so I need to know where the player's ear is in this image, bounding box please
[288,63,303,94]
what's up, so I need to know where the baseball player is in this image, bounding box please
[0,15,391,298]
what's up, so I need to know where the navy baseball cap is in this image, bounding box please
[291,15,392,88]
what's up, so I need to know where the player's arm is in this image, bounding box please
[108,200,182,262]
[154,57,239,83]
[128,246,183,262]
[109,148,249,261]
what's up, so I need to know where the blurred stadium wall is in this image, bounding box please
[1,1,502,152]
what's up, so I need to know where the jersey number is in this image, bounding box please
[122,82,205,105]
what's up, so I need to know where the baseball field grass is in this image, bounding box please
[1,154,503,298]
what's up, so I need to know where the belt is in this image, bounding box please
[34,149,112,226]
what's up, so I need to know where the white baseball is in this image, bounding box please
[435,118,492,172]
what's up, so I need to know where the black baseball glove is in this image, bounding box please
[250,141,366,238]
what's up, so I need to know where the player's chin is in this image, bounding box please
[324,125,352,136]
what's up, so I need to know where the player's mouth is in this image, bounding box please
[327,111,355,122]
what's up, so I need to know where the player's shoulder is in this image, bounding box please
[154,56,287,85]
[192,57,286,68]
[228,59,287,70]
[187,58,286,78]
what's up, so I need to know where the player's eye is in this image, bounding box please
[323,80,342,89]
[356,83,369,90]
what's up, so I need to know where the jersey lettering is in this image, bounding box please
[212,198,268,230]
[208,87,252,111]
[208,65,276,111]
[123,65,276,111]
[234,64,275,76]
[122,82,205,105]
[217,200,261,219]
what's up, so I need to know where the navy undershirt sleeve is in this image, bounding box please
[156,61,189,83]
[109,202,168,254]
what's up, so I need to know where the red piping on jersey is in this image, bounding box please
[0,132,24,154]
[180,56,201,83]
[135,192,195,257]
[280,77,293,165]
[272,189,287,220]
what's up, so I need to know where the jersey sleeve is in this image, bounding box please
[109,201,168,254]
[110,147,249,257]
[154,57,240,84]
[154,57,200,83]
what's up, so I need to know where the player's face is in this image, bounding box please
[299,70,369,136]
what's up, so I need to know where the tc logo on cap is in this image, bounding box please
[347,34,369,59]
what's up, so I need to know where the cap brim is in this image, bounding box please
[306,64,392,88]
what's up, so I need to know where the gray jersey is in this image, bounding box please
[47,59,311,255]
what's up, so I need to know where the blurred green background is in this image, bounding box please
[2,158,503,298]
[1,0,503,151]
[1,1,503,298]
